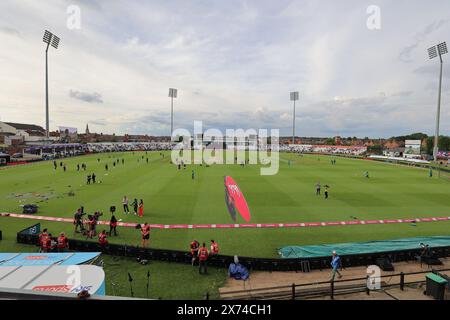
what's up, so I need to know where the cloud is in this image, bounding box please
[90,119,107,126]
[399,19,449,62]
[0,26,20,37]
[414,65,450,79]
[69,90,104,104]
[0,0,449,138]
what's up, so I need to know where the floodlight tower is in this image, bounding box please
[43,30,61,140]
[290,92,299,144]
[168,88,178,137]
[428,42,447,162]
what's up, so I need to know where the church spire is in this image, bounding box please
[86,123,90,135]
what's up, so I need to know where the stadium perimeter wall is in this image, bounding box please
[16,224,450,272]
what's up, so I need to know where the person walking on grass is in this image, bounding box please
[131,198,138,215]
[138,199,144,218]
[73,208,85,234]
[330,251,343,281]
[316,182,321,196]
[324,185,329,199]
[123,196,129,214]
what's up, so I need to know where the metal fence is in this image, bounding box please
[219,268,450,300]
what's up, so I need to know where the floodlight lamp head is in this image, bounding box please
[437,42,448,55]
[43,30,52,45]
[169,88,178,98]
[43,30,61,49]
[428,42,447,60]
[290,91,299,101]
[51,35,60,49]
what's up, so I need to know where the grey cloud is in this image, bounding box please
[422,19,448,37]
[414,65,450,79]
[69,90,104,103]
[399,19,449,62]
[71,0,103,10]
[391,91,413,97]
[90,119,107,126]
[0,26,20,37]
[399,43,419,63]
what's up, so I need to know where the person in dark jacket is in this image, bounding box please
[109,214,118,236]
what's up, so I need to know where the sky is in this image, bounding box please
[0,0,449,138]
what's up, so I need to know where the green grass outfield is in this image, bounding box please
[1,151,449,259]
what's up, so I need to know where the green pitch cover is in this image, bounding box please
[279,236,450,259]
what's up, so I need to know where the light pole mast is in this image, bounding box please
[168,88,178,137]
[45,41,50,139]
[434,53,443,162]
[428,42,447,162]
[290,92,299,144]
[43,30,60,142]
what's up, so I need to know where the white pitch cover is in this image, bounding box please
[0,265,105,296]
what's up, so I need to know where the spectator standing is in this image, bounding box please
[87,215,97,239]
[190,240,200,266]
[109,214,118,236]
[39,229,49,252]
[131,198,138,215]
[198,243,209,274]
[210,240,219,255]
[123,196,130,214]
[98,230,108,246]
[57,232,69,252]
[330,251,343,281]
[138,199,144,218]
[141,223,150,247]
[43,233,55,252]
[73,208,85,234]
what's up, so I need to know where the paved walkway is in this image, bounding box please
[220,258,450,300]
